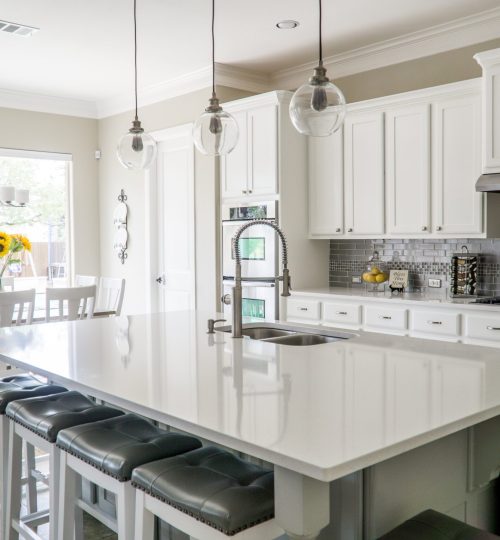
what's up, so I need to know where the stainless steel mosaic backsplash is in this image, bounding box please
[329,239,500,295]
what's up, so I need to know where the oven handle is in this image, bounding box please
[223,280,276,288]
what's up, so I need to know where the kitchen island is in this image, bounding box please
[1,311,500,538]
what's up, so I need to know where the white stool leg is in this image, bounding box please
[134,490,154,540]
[0,415,9,534]
[74,475,84,540]
[116,481,135,540]
[57,452,77,540]
[48,446,60,540]
[4,421,21,540]
[24,441,37,515]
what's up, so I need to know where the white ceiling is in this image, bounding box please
[0,0,499,105]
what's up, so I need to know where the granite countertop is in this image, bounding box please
[1,311,500,482]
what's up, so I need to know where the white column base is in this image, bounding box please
[274,466,330,540]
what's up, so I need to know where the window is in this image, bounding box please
[0,149,72,289]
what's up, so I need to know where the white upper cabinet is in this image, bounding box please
[432,94,483,235]
[309,127,344,236]
[344,111,385,236]
[386,104,431,235]
[221,102,278,199]
[475,48,500,173]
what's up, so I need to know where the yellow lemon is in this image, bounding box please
[362,272,372,282]
[370,267,381,275]
[366,274,377,283]
[375,273,387,283]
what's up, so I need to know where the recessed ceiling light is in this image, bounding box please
[276,20,300,30]
[0,20,39,37]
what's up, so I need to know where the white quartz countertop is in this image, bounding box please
[292,287,500,311]
[2,311,500,482]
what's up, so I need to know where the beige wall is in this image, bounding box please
[0,107,99,277]
[336,38,500,103]
[97,86,252,315]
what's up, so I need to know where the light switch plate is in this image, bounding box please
[428,278,442,288]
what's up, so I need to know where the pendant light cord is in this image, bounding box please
[134,0,139,121]
[211,0,216,97]
[318,0,323,66]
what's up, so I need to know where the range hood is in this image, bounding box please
[475,174,500,192]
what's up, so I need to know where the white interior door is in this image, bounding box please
[155,125,196,312]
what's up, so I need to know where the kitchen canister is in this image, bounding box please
[450,246,479,298]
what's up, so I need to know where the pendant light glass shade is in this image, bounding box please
[290,0,346,137]
[289,66,346,137]
[117,121,157,170]
[116,0,156,170]
[193,97,239,156]
[193,0,238,156]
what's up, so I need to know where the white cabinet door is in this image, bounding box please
[386,104,431,235]
[345,111,385,235]
[309,127,344,236]
[221,110,248,198]
[248,104,278,196]
[432,95,483,235]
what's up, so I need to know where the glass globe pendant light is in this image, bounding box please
[289,0,346,137]
[117,0,157,170]
[193,0,238,156]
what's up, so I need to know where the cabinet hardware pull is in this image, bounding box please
[242,190,247,194]
[380,316,392,320]
[428,321,443,325]
[248,189,253,194]
[336,228,341,233]
[421,226,428,231]
[347,228,353,233]
[487,326,500,331]
[336,311,348,315]
[436,226,443,231]
[299,307,308,311]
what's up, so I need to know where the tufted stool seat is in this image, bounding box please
[56,413,202,481]
[378,510,500,540]
[5,390,124,442]
[0,375,67,413]
[4,390,123,540]
[56,414,203,540]
[132,446,283,539]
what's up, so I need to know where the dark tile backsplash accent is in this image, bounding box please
[329,238,500,295]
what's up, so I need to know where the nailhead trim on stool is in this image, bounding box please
[56,413,203,481]
[5,390,124,442]
[377,510,500,539]
[131,446,275,536]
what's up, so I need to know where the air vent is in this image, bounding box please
[0,20,38,37]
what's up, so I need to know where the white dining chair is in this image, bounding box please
[96,277,125,316]
[45,285,96,322]
[0,289,36,327]
[74,275,98,287]
[0,277,14,292]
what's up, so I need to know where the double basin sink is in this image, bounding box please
[216,322,355,346]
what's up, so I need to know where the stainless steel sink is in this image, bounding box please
[262,333,339,346]
[216,323,355,346]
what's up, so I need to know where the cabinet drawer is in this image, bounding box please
[323,302,361,325]
[464,314,500,342]
[287,299,321,321]
[411,310,460,337]
[365,306,408,331]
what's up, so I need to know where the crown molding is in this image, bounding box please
[0,87,97,118]
[272,6,500,90]
[96,63,271,119]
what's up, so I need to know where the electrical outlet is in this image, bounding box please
[352,276,362,284]
[428,278,442,288]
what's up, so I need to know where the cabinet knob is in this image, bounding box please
[347,228,353,233]
[336,228,341,233]
[436,226,443,231]
[248,189,253,194]
[241,190,247,194]
[221,294,232,306]
[421,226,428,231]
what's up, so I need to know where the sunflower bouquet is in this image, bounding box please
[0,232,32,278]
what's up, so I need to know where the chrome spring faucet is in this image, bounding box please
[232,220,291,338]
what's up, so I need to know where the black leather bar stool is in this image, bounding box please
[378,509,500,539]
[55,413,202,540]
[4,390,123,540]
[131,446,283,540]
[0,375,67,534]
